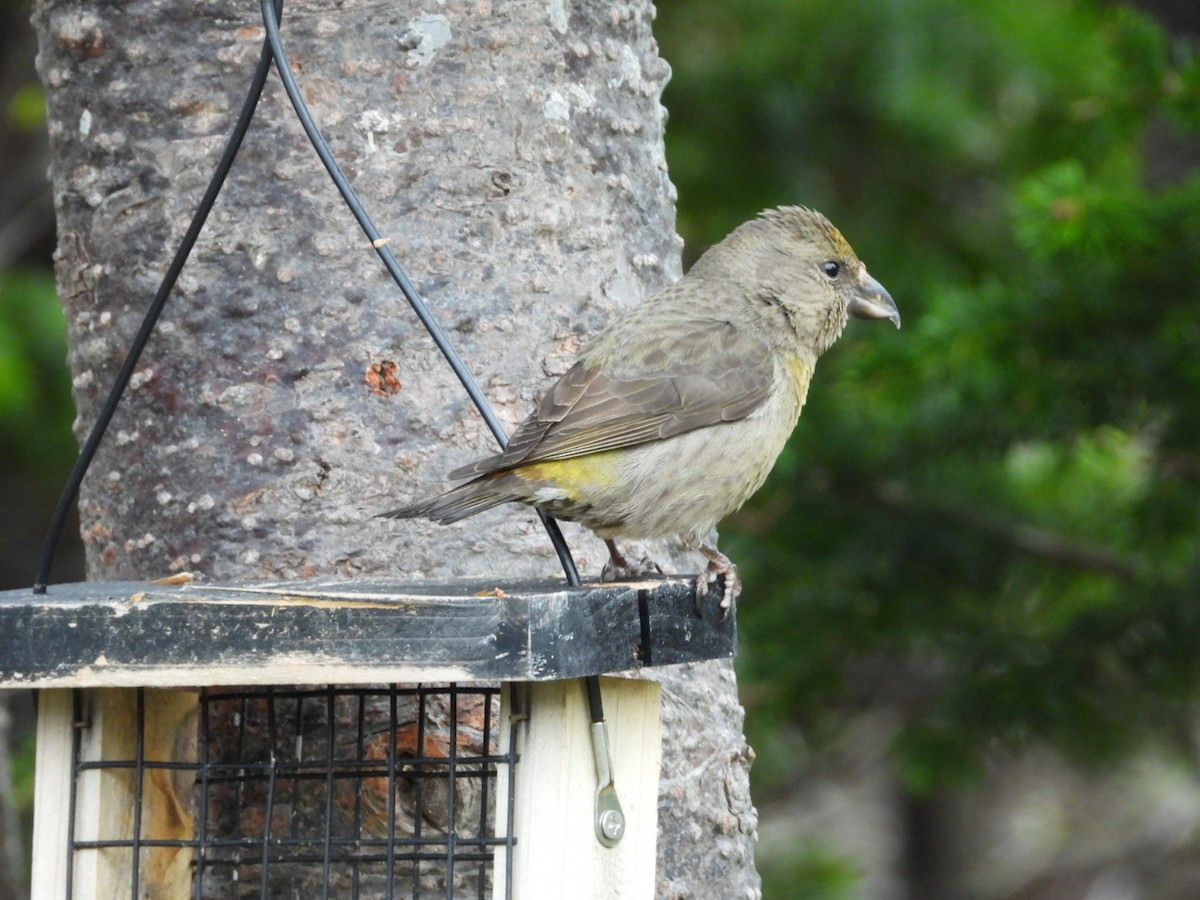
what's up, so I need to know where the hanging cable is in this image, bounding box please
[32,0,285,593]
[259,0,581,588]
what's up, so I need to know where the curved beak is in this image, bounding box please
[849,274,901,329]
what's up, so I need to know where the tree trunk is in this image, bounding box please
[33,0,760,895]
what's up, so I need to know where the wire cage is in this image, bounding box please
[8,578,714,899]
[65,684,514,899]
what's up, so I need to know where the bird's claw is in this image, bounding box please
[694,557,739,620]
[601,541,663,582]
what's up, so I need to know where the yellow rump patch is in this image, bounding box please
[517,452,623,495]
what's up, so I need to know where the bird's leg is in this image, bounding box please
[695,540,740,618]
[600,539,663,582]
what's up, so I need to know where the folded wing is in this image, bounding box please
[450,320,774,479]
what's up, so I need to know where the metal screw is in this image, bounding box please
[598,808,625,842]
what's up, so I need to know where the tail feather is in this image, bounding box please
[379,474,524,525]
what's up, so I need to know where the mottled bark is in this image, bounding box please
[33,0,759,895]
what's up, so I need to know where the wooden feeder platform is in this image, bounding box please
[0,575,734,688]
[6,576,733,899]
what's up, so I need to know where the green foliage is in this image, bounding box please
[758,838,864,900]
[0,267,75,474]
[9,727,36,887]
[6,83,45,132]
[656,0,1200,844]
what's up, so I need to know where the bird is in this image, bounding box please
[382,206,900,614]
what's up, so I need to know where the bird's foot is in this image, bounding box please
[694,544,740,620]
[600,539,663,582]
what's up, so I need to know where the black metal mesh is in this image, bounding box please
[66,685,516,899]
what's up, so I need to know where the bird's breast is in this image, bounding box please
[582,353,812,543]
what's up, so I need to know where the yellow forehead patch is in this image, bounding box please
[824,223,854,260]
[757,206,858,261]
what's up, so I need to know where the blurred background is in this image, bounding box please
[2,0,1199,896]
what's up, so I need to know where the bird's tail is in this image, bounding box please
[379,472,524,525]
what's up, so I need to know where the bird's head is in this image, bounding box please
[701,206,900,356]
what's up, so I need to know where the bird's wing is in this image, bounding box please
[449,321,775,479]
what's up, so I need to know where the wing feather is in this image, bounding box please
[449,320,774,479]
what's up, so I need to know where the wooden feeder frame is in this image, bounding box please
[2,576,733,898]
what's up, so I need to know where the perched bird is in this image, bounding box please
[383,207,899,613]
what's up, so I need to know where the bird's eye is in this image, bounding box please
[821,261,841,279]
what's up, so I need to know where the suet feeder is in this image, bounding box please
[1,576,733,897]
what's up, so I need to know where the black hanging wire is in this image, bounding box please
[258,0,583,588]
[31,0,284,593]
[257,0,605,726]
[257,0,607,729]
[33,0,609,850]
[32,0,580,592]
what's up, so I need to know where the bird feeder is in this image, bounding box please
[14,1,743,895]
[1,576,734,898]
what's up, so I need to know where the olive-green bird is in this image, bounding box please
[383,206,899,613]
